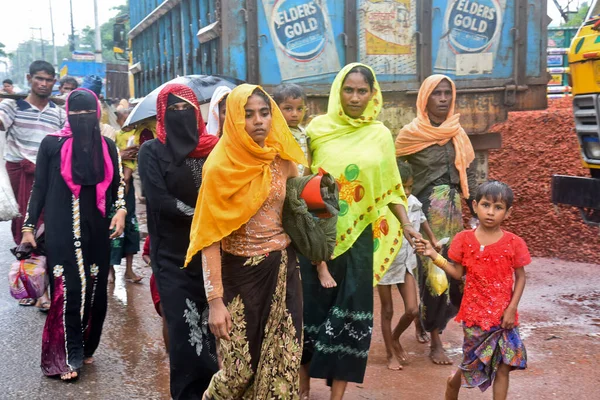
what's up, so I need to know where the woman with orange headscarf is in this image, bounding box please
[395,75,477,366]
[138,84,219,399]
[185,84,306,398]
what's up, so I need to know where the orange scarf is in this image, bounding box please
[185,84,307,265]
[395,75,475,198]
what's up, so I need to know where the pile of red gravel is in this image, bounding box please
[486,97,599,263]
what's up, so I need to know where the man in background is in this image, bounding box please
[0,60,65,310]
[2,79,15,94]
[58,76,78,95]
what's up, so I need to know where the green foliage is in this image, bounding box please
[7,1,129,85]
[0,42,6,58]
[561,2,591,27]
[79,2,130,62]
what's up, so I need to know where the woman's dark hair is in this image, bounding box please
[272,83,307,104]
[397,160,413,183]
[29,60,55,77]
[218,94,228,107]
[250,88,272,111]
[475,180,514,209]
[343,65,375,90]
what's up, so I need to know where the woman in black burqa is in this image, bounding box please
[21,88,126,381]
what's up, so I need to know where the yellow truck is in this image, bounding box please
[552,1,600,225]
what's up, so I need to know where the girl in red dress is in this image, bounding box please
[419,181,529,400]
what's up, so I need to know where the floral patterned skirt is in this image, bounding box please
[206,247,303,399]
[460,324,527,392]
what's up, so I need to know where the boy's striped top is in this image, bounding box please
[0,98,66,164]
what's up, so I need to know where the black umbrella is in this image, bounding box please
[123,75,244,127]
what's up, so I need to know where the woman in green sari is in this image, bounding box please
[300,63,421,399]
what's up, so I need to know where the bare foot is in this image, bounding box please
[317,263,336,288]
[60,370,78,381]
[386,355,403,371]
[430,346,453,365]
[124,271,143,283]
[108,266,115,284]
[445,376,460,400]
[416,330,430,344]
[392,340,409,364]
[83,357,94,365]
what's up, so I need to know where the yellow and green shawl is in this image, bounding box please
[306,63,407,285]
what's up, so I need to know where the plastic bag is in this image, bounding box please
[8,256,48,300]
[0,131,19,221]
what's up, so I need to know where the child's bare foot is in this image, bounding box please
[414,322,430,343]
[124,271,143,284]
[392,340,409,363]
[430,345,453,365]
[317,263,336,288]
[445,375,460,400]
[416,330,430,344]
[83,357,94,365]
[108,266,115,284]
[386,355,403,371]
[60,370,78,381]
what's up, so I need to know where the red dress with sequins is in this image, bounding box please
[448,230,531,331]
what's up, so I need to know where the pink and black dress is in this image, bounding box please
[23,88,126,377]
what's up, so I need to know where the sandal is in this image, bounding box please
[37,301,51,313]
[18,298,36,306]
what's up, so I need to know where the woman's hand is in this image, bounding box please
[403,225,422,248]
[208,298,232,341]
[109,209,127,239]
[21,231,37,248]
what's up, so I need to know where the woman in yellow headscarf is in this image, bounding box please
[186,84,306,399]
[395,74,477,366]
[299,63,421,400]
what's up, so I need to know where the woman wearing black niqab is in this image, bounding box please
[138,84,219,399]
[21,88,127,381]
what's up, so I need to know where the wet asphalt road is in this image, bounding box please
[0,217,599,399]
[0,221,170,400]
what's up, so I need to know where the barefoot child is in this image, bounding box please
[378,161,439,370]
[418,181,529,400]
[273,83,335,288]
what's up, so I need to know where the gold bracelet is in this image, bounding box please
[433,254,448,268]
[402,223,412,228]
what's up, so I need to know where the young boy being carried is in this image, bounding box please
[273,83,337,288]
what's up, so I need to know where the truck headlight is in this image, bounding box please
[583,136,600,159]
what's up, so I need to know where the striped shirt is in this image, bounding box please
[0,99,66,164]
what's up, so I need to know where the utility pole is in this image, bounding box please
[30,28,44,59]
[552,0,575,23]
[93,0,103,63]
[39,28,45,59]
[30,30,36,60]
[69,0,75,52]
[49,0,58,67]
